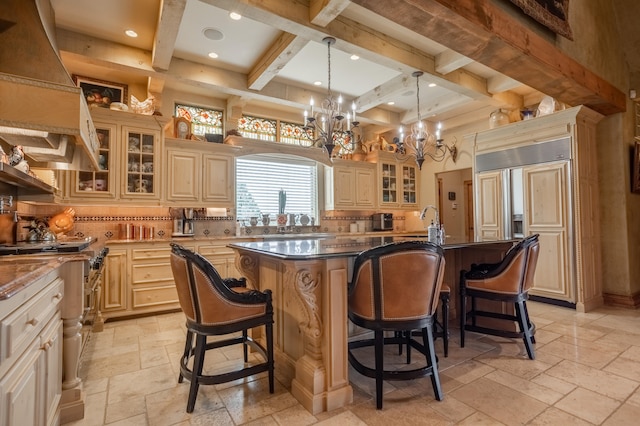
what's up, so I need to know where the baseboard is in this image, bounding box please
[602,292,640,309]
[528,295,576,309]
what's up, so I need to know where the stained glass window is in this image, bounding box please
[238,115,276,141]
[279,121,314,145]
[175,104,223,136]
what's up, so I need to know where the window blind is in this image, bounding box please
[236,156,318,222]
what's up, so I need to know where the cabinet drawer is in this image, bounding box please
[132,263,173,285]
[132,285,179,309]
[0,277,63,365]
[131,247,171,261]
[198,245,235,257]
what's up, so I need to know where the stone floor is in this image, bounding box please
[67,301,640,425]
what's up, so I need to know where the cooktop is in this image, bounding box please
[0,237,96,255]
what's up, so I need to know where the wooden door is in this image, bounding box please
[464,180,474,240]
[475,170,504,240]
[523,162,573,302]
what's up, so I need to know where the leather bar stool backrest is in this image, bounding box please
[350,240,445,328]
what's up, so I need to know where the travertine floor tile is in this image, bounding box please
[546,359,638,401]
[554,387,620,424]
[70,303,640,425]
[450,377,548,424]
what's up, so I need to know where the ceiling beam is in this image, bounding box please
[435,50,473,74]
[57,29,402,127]
[351,0,625,115]
[487,74,521,94]
[152,0,187,71]
[309,0,350,26]
[400,92,471,124]
[353,74,413,112]
[199,0,493,102]
[247,32,307,90]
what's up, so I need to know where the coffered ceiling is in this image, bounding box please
[49,0,623,135]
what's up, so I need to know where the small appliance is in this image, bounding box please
[372,213,393,231]
[182,208,195,235]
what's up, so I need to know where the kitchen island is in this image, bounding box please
[229,236,515,414]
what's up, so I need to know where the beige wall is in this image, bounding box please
[560,1,640,300]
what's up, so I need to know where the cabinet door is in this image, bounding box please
[333,167,356,207]
[70,122,117,199]
[400,164,418,207]
[122,126,161,199]
[103,249,128,313]
[379,162,398,206]
[475,170,504,240]
[166,149,199,202]
[355,167,375,208]
[523,162,572,302]
[203,154,234,204]
[40,316,62,426]
[0,339,39,426]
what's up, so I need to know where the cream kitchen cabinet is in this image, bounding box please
[70,122,117,199]
[102,242,195,322]
[471,106,603,312]
[164,138,237,207]
[367,151,420,208]
[0,269,63,426]
[66,108,169,203]
[100,247,128,319]
[324,160,376,210]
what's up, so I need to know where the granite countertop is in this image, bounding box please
[0,253,90,300]
[229,235,517,260]
[104,231,431,245]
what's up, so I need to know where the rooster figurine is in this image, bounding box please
[48,207,76,236]
[130,95,155,115]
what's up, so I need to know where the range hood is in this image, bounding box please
[0,0,99,171]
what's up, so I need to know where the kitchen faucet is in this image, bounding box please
[419,205,439,226]
[419,205,444,244]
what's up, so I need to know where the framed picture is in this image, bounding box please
[174,116,191,139]
[73,75,128,108]
[633,140,640,194]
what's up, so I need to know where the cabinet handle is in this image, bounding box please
[27,318,39,326]
[53,292,63,301]
[42,340,52,351]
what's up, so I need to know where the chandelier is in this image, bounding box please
[303,37,360,158]
[396,71,458,169]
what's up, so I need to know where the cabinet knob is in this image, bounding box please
[27,318,39,327]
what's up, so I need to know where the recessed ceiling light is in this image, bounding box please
[428,83,437,87]
[125,29,138,38]
[387,101,395,105]
[313,81,322,86]
[229,12,242,20]
[350,54,360,60]
[208,52,219,59]
[203,28,224,41]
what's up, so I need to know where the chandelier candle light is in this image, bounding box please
[304,37,360,158]
[397,71,458,169]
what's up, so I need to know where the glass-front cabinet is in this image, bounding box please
[401,165,418,205]
[123,127,159,198]
[381,162,398,205]
[71,122,116,198]
[66,109,165,202]
[368,151,420,208]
